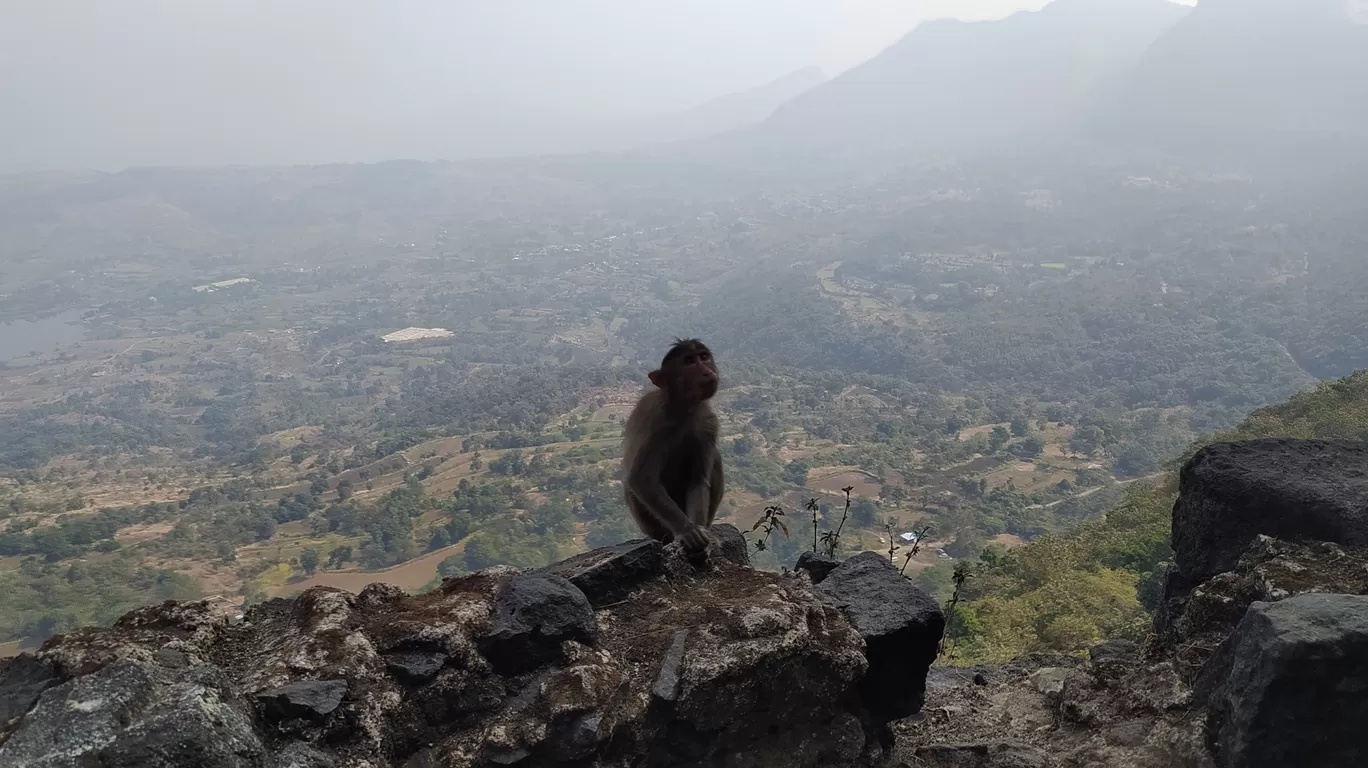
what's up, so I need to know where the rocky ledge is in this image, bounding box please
[895,438,1368,768]
[0,524,945,768]
[4,437,1366,768]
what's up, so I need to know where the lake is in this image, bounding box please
[0,308,89,361]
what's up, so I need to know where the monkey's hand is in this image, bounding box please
[673,524,711,555]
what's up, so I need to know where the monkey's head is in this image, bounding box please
[648,338,718,406]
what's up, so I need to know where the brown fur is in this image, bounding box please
[620,341,725,549]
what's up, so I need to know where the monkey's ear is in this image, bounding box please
[647,370,665,388]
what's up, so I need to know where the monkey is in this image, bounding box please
[621,338,725,554]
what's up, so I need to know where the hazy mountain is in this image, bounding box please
[755,0,1191,155]
[1089,0,1368,158]
[659,67,829,145]
[535,67,830,156]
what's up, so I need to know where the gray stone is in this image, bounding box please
[1172,439,1368,585]
[385,650,447,684]
[0,653,60,732]
[1202,593,1368,768]
[1104,719,1153,748]
[545,711,604,761]
[0,658,161,766]
[1027,667,1081,697]
[0,659,265,768]
[913,742,1047,768]
[540,539,663,608]
[816,551,945,720]
[479,574,597,674]
[255,679,348,723]
[1088,638,1139,667]
[272,743,338,768]
[651,629,689,702]
[795,551,841,584]
[709,523,750,566]
[152,648,190,669]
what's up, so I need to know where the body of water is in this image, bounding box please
[0,308,89,361]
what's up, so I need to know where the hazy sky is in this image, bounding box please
[0,0,1205,171]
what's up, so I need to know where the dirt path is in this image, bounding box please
[1026,472,1166,510]
[268,539,468,598]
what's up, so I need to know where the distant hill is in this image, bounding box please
[754,0,1190,155]
[404,67,829,162]
[661,67,829,145]
[945,367,1368,665]
[1089,0,1368,157]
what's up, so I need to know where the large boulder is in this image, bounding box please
[1198,593,1368,768]
[1156,535,1368,673]
[0,658,265,768]
[0,546,935,767]
[539,524,749,609]
[255,679,348,724]
[817,551,946,720]
[477,573,597,675]
[795,551,841,584]
[1172,439,1368,585]
[0,654,60,738]
[541,538,664,608]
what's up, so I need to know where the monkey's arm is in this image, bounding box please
[684,448,722,529]
[627,434,696,539]
[707,450,724,524]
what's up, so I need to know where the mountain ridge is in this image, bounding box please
[753,0,1191,156]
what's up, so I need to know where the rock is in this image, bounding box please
[384,650,447,684]
[1103,719,1153,748]
[540,538,663,608]
[36,599,226,678]
[1200,593,1368,768]
[0,654,60,734]
[709,523,751,566]
[913,742,1048,767]
[817,551,946,720]
[0,658,265,768]
[622,567,871,767]
[1027,667,1081,697]
[273,743,338,768]
[795,551,841,584]
[1088,638,1138,667]
[973,673,988,686]
[478,574,597,675]
[1156,535,1368,674]
[1172,439,1368,585]
[545,711,604,761]
[650,628,689,702]
[255,679,348,723]
[0,532,933,768]
[151,648,190,669]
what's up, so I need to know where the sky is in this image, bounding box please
[0,0,1204,172]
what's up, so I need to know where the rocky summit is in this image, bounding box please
[0,523,944,768]
[4,438,1368,767]
[896,438,1368,768]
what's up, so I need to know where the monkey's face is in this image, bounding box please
[654,346,718,405]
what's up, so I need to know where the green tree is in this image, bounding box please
[299,548,320,575]
[988,426,1011,452]
[326,545,353,569]
[851,498,878,527]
